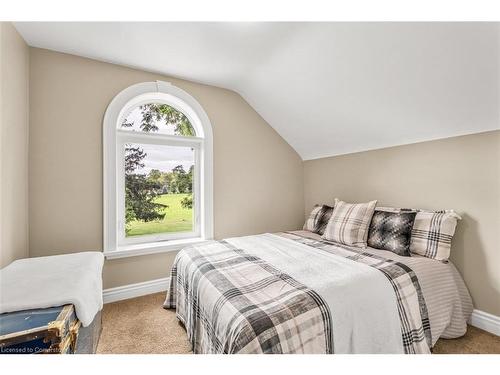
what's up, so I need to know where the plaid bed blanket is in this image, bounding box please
[281,232,432,354]
[164,240,333,354]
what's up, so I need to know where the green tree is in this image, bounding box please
[148,169,162,182]
[180,165,194,208]
[123,103,195,136]
[181,195,193,209]
[124,146,166,233]
[147,169,167,194]
[125,174,166,221]
[169,165,193,194]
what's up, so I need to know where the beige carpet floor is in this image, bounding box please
[96,292,500,354]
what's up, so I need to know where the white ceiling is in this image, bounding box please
[14,22,500,160]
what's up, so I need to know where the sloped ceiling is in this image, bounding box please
[14,22,499,160]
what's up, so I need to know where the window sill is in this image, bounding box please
[104,237,208,260]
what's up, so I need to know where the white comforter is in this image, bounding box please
[0,252,104,326]
[227,233,404,353]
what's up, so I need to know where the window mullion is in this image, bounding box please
[116,130,203,147]
[116,137,127,244]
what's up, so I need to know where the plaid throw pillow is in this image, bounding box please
[303,205,322,231]
[322,199,377,248]
[312,205,334,235]
[367,210,417,256]
[303,205,334,235]
[410,210,461,261]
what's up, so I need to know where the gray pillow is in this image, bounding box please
[367,210,417,256]
[312,205,333,235]
[303,205,334,235]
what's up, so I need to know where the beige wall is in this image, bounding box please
[28,48,304,288]
[0,23,29,267]
[304,130,500,316]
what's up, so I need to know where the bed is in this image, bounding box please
[164,230,473,354]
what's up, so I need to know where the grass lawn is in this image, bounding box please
[126,193,193,237]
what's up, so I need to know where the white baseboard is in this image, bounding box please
[103,277,170,304]
[469,309,500,336]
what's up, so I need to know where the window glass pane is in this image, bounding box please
[124,142,195,237]
[120,103,196,136]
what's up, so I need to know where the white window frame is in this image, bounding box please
[103,81,213,259]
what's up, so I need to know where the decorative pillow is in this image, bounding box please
[322,199,377,248]
[303,205,334,235]
[312,205,334,235]
[367,210,417,256]
[303,205,322,232]
[410,210,461,261]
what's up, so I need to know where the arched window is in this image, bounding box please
[103,81,213,258]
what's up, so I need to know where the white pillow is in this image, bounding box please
[410,210,461,261]
[322,199,377,248]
